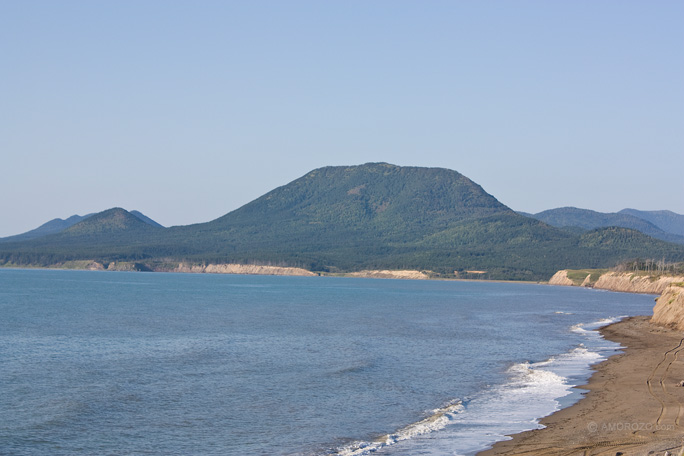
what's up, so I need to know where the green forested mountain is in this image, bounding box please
[2,163,684,280]
[63,208,160,236]
[160,164,575,276]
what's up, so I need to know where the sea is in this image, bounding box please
[0,269,656,456]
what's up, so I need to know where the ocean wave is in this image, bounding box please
[570,316,628,351]
[333,400,464,455]
[507,361,567,387]
[330,354,579,455]
[571,316,627,334]
[328,318,625,456]
[535,346,603,368]
[411,339,616,455]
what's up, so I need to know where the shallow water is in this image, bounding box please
[0,269,655,455]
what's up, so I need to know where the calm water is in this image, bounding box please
[0,269,655,455]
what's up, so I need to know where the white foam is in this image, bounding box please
[334,400,464,455]
[535,346,603,372]
[330,317,626,456]
[332,359,574,456]
[572,316,627,333]
[491,359,573,417]
[571,316,627,351]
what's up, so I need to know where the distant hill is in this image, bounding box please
[0,214,94,243]
[527,207,684,245]
[0,210,163,243]
[63,208,162,236]
[619,209,684,237]
[0,208,166,265]
[2,164,684,280]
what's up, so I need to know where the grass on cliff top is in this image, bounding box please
[565,268,609,286]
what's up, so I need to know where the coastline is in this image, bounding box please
[0,263,543,283]
[478,316,684,456]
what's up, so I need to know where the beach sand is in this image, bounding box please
[478,316,684,456]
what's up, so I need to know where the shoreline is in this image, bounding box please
[477,316,684,456]
[0,263,546,284]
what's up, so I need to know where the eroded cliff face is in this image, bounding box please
[173,263,317,277]
[550,270,684,294]
[548,270,574,286]
[550,269,684,331]
[593,272,684,295]
[345,270,430,280]
[651,285,684,330]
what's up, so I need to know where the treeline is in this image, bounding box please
[612,259,684,275]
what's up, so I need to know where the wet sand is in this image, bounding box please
[479,316,684,456]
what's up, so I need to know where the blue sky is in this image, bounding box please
[2,1,683,236]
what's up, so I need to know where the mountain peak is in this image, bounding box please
[66,208,161,235]
[231,162,510,224]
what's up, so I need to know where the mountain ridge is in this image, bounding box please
[0,209,163,243]
[2,163,684,280]
[0,214,93,243]
[527,206,684,245]
[619,208,684,237]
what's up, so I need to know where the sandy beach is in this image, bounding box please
[478,316,684,456]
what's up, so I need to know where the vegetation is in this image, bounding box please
[565,268,609,286]
[2,163,684,281]
[560,261,684,287]
[612,259,684,276]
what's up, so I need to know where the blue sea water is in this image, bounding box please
[0,269,656,455]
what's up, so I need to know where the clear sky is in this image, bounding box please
[2,1,683,237]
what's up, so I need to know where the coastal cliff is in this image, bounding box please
[550,269,684,331]
[14,260,319,276]
[549,269,684,294]
[593,271,684,294]
[548,270,574,286]
[173,263,317,276]
[344,270,430,280]
[651,285,684,330]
